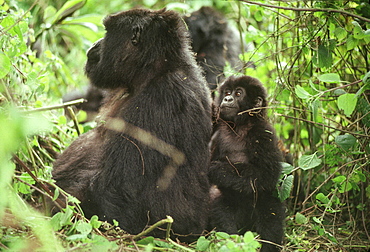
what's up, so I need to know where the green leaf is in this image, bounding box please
[298,153,322,170]
[317,44,332,68]
[136,236,154,245]
[53,0,87,25]
[332,176,353,193]
[337,93,358,117]
[216,232,230,239]
[295,212,308,225]
[254,9,263,22]
[318,73,341,83]
[196,236,210,251]
[356,71,370,96]
[316,193,329,205]
[76,221,92,235]
[353,21,365,39]
[0,53,11,79]
[347,35,359,50]
[90,215,102,229]
[295,85,312,99]
[279,175,294,201]
[335,134,356,151]
[281,162,294,174]
[334,27,347,41]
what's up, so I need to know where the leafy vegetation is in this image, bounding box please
[1,0,369,251]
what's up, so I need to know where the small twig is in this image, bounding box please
[132,216,173,240]
[25,99,86,113]
[240,0,370,23]
[66,107,81,136]
[12,155,66,209]
[275,113,369,138]
[226,156,242,177]
[121,135,145,175]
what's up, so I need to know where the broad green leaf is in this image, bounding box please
[76,221,92,235]
[334,27,347,41]
[298,153,322,170]
[316,193,329,205]
[318,73,341,83]
[295,212,308,224]
[335,134,356,151]
[353,21,365,39]
[347,35,358,50]
[216,232,230,239]
[279,175,294,201]
[337,93,358,117]
[254,9,263,22]
[281,162,294,174]
[0,53,11,78]
[332,175,346,184]
[317,44,332,68]
[356,70,370,96]
[295,85,312,99]
[136,236,154,245]
[61,14,104,26]
[354,25,365,39]
[332,176,353,193]
[311,98,320,122]
[90,215,102,229]
[53,0,87,24]
[196,236,210,251]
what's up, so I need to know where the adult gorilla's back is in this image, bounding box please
[52,8,212,240]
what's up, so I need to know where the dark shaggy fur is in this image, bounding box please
[184,7,248,90]
[208,75,284,251]
[52,8,212,241]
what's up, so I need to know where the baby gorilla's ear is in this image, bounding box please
[255,96,263,108]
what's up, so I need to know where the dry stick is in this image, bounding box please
[240,0,370,23]
[12,155,66,210]
[275,113,369,138]
[25,98,86,113]
[66,106,81,136]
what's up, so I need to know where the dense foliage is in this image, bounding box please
[0,0,369,251]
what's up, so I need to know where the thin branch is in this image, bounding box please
[275,113,369,138]
[240,0,370,23]
[12,155,66,209]
[25,99,86,113]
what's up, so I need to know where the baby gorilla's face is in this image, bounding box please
[219,87,246,121]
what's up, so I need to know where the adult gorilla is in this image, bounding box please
[52,8,212,241]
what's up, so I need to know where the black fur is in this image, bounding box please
[52,8,212,241]
[208,75,284,251]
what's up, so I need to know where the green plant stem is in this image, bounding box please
[132,216,173,240]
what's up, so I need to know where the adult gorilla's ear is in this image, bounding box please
[131,26,142,46]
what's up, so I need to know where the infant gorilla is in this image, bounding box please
[208,75,285,251]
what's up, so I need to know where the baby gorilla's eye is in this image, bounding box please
[225,90,232,96]
[235,91,242,97]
